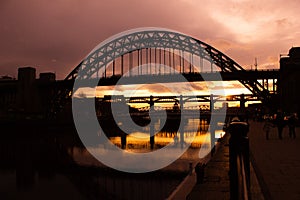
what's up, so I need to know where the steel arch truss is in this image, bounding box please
[66,30,270,101]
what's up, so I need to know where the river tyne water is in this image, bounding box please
[0,118,224,200]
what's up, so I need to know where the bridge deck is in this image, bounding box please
[70,70,279,87]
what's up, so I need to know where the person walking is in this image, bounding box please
[275,110,285,140]
[263,118,273,140]
[288,113,297,139]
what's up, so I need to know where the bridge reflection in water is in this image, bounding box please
[105,118,221,151]
[0,117,224,200]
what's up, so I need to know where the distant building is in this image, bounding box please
[0,75,14,81]
[0,67,56,118]
[278,47,300,113]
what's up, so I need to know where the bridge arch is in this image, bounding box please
[67,28,270,101]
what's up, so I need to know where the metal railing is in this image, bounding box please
[237,151,250,200]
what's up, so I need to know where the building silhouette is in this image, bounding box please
[0,67,56,119]
[278,47,300,113]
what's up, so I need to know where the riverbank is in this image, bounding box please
[249,121,300,200]
[185,120,300,200]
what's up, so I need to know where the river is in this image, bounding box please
[0,118,224,200]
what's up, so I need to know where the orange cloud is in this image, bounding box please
[1,0,300,80]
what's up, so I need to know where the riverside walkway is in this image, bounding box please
[173,120,300,200]
[249,121,300,200]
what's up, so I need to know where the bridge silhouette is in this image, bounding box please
[0,29,280,118]
[50,30,278,116]
[66,30,276,96]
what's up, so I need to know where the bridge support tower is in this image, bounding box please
[149,95,155,149]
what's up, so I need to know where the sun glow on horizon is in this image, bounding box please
[74,81,251,99]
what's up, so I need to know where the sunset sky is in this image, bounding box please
[1,0,299,80]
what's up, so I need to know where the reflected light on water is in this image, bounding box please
[71,119,226,169]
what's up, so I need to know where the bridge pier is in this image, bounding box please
[180,95,184,112]
[240,94,245,110]
[239,94,247,121]
[209,94,216,155]
[179,95,185,149]
[179,123,185,149]
[149,95,155,149]
[121,133,127,149]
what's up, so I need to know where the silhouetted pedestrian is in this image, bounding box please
[288,113,297,139]
[275,110,285,140]
[263,118,274,140]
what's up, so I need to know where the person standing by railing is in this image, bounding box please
[227,116,250,200]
